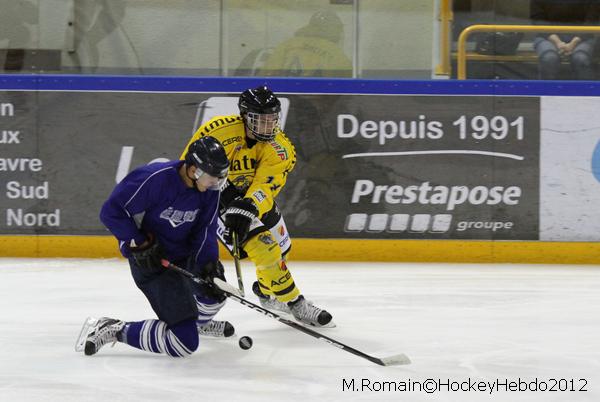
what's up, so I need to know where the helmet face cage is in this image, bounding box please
[244,111,280,142]
[238,86,281,142]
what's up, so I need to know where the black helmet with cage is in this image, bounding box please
[238,85,281,142]
[184,136,229,190]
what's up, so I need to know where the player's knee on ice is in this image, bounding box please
[123,319,199,357]
[167,320,199,357]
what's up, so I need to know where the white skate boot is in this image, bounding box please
[77,317,125,356]
[197,320,235,337]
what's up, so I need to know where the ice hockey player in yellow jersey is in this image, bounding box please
[181,86,332,327]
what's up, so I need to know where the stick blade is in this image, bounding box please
[378,353,411,366]
[213,277,242,297]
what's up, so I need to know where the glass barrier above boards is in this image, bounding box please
[1,0,599,81]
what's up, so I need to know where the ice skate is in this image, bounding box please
[79,317,125,356]
[289,296,334,328]
[252,281,291,313]
[197,320,235,338]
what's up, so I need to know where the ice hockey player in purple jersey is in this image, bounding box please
[79,137,231,357]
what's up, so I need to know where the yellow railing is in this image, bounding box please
[457,24,600,79]
[435,0,453,76]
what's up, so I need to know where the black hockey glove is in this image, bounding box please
[224,198,258,245]
[130,235,164,273]
[198,260,227,302]
[220,180,242,208]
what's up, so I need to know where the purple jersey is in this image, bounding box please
[100,160,219,267]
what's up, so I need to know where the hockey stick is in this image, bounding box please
[231,232,245,297]
[161,259,411,366]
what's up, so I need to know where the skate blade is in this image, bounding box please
[304,320,336,328]
[75,316,97,352]
[316,320,336,329]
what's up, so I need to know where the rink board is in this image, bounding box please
[1,76,600,262]
[3,235,600,264]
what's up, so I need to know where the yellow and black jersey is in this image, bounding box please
[257,36,352,78]
[180,115,296,218]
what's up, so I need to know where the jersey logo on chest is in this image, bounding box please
[159,207,199,228]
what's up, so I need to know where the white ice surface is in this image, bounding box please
[0,258,599,402]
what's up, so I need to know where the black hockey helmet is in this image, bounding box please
[238,85,281,142]
[185,137,229,190]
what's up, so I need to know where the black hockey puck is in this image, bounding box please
[239,336,253,350]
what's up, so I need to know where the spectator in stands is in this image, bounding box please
[257,10,352,78]
[531,0,600,80]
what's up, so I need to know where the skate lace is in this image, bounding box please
[92,319,123,349]
[292,299,322,323]
[198,320,227,337]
